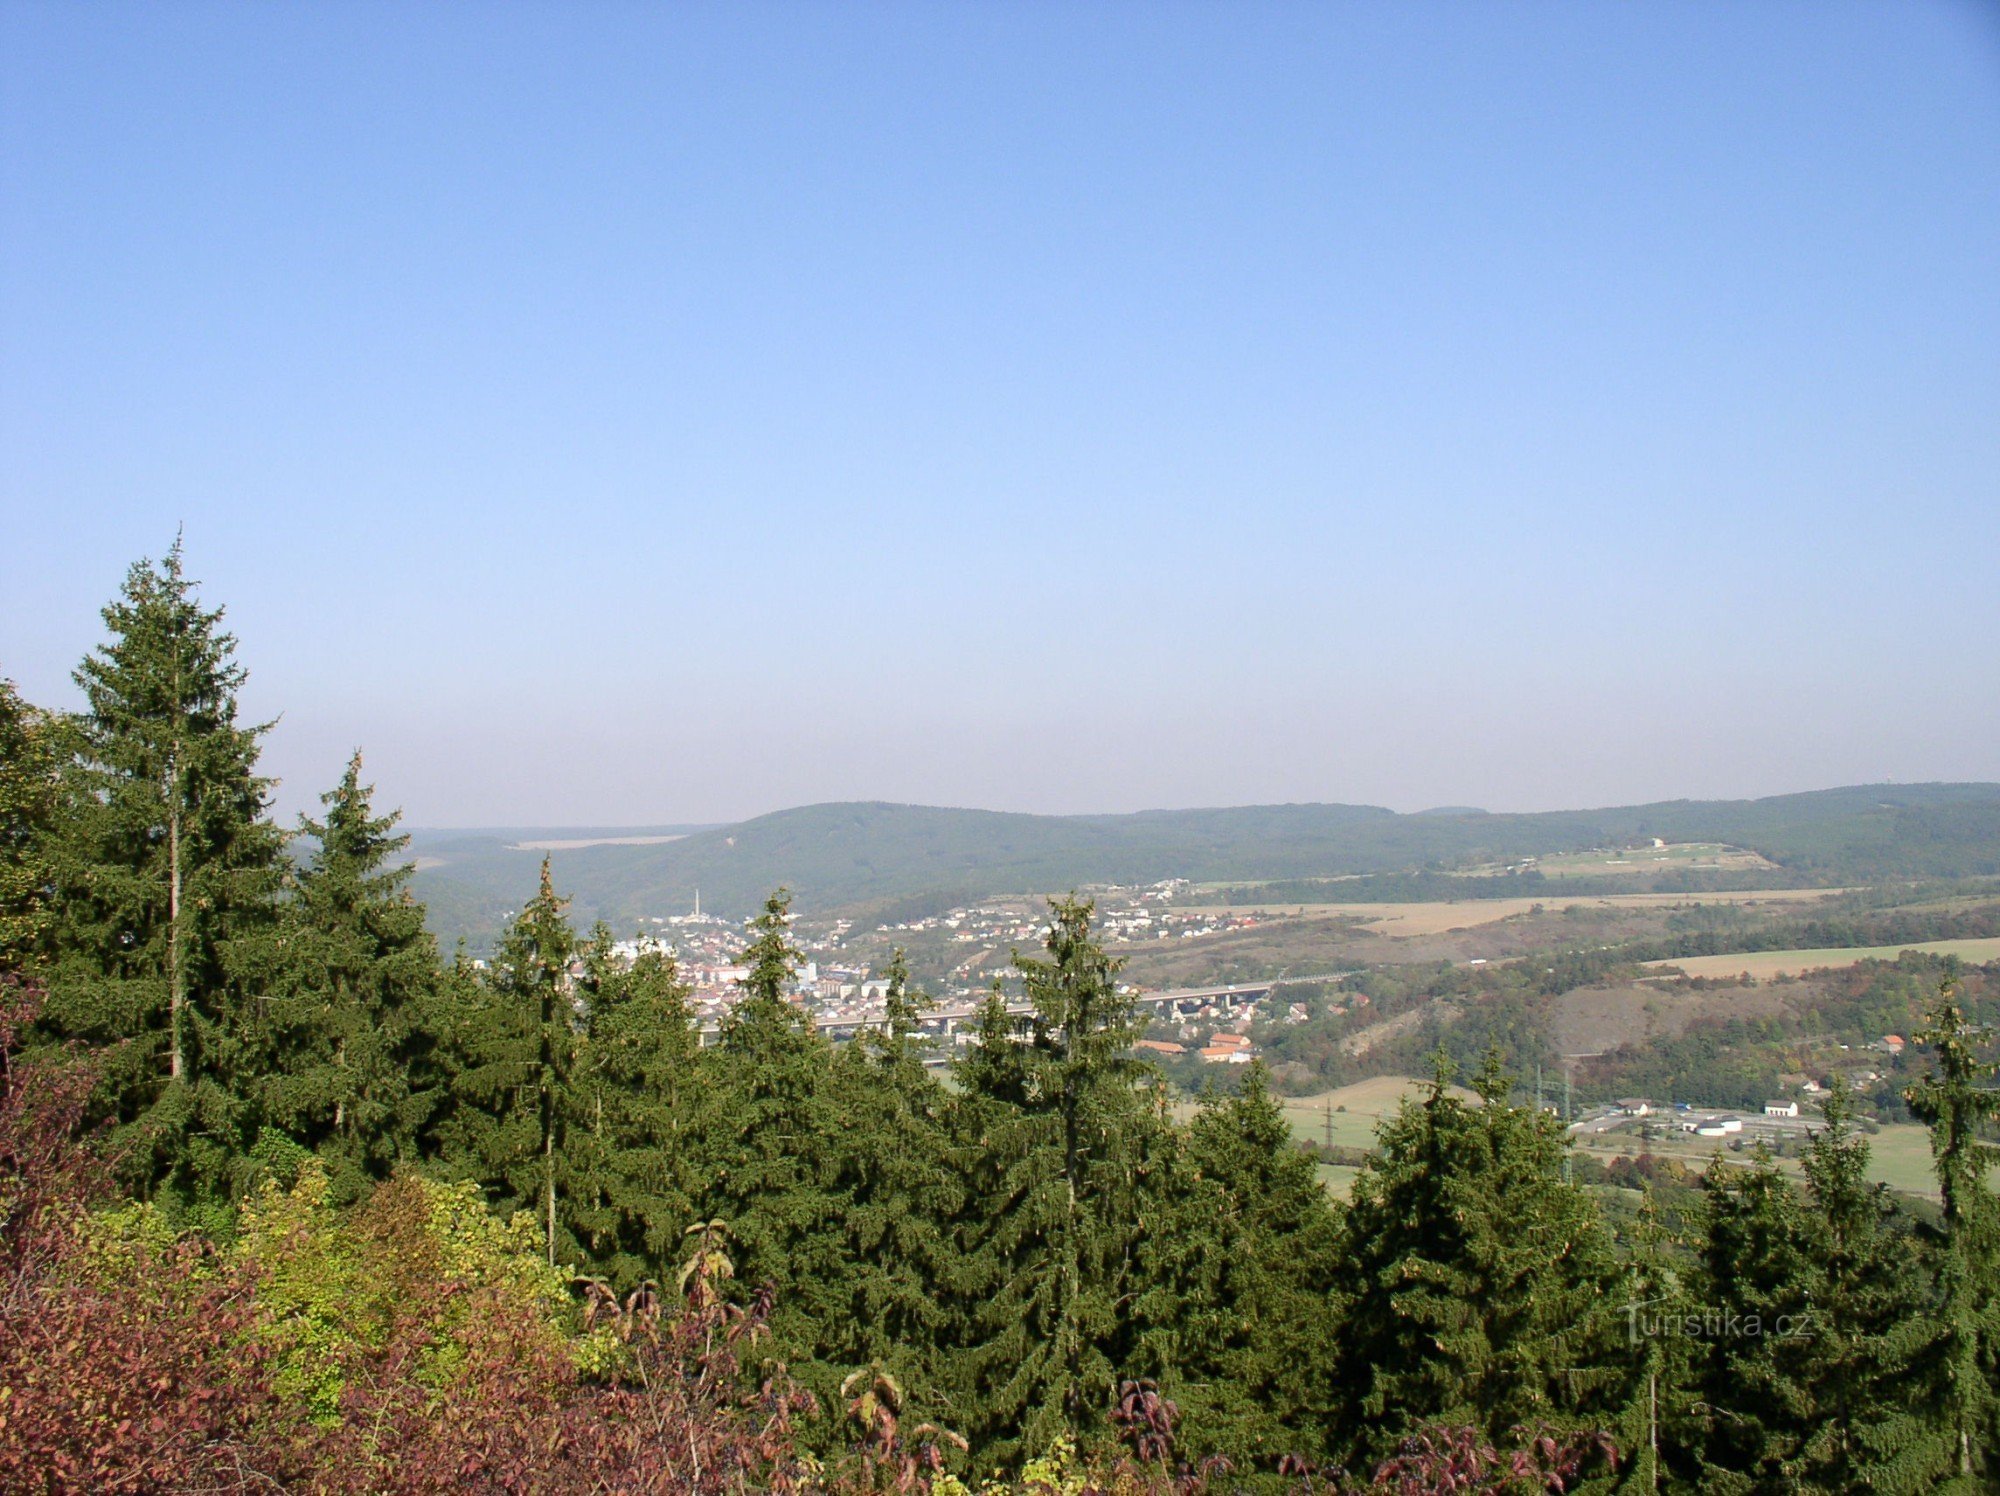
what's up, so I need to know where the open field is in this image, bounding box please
[1170,1075,1470,1152]
[1497,843,1779,879]
[1646,937,2000,982]
[1274,1075,1479,1151]
[1286,1079,1956,1197]
[1317,1163,1363,1201]
[1856,1123,1948,1196]
[1179,887,1843,938]
[1570,1120,1962,1198]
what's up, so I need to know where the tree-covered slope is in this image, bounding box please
[408,783,2000,944]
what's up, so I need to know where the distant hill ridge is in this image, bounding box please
[407,783,2000,946]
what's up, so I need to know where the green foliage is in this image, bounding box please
[955,896,1160,1460]
[235,1160,371,1420]
[1790,1078,1954,1492]
[0,676,62,972]
[1332,1053,1627,1465]
[566,924,704,1289]
[253,751,440,1203]
[1691,1151,1820,1490]
[1156,1064,1342,1465]
[231,1160,579,1423]
[40,540,285,1206]
[701,890,852,1379]
[1903,977,2000,1488]
[826,949,963,1399]
[439,857,580,1263]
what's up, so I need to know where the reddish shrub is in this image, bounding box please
[0,982,286,1493]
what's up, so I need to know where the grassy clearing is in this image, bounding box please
[1859,1123,1946,1196]
[1170,1075,1461,1153]
[1646,937,2000,982]
[1273,1075,1479,1151]
[1569,1121,1980,1200]
[1508,843,1778,879]
[1317,1162,1362,1201]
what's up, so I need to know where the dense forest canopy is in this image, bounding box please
[3,546,1999,1494]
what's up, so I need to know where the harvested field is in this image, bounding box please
[1178,888,1843,938]
[1646,937,2000,982]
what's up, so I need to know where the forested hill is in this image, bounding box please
[409,782,2000,943]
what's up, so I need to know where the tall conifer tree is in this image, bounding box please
[1332,1054,1625,1467]
[1792,1077,1952,1492]
[958,896,1155,1459]
[1692,1150,1818,1492]
[567,923,704,1289]
[702,890,848,1362]
[1157,1064,1342,1467]
[1611,1193,1707,1495]
[255,751,438,1202]
[827,950,963,1409]
[44,541,284,1202]
[1904,976,2000,1489]
[448,858,579,1263]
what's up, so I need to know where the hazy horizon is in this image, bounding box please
[7,4,1998,827]
[399,776,2000,837]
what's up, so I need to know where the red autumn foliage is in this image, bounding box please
[0,980,286,1493]
[1280,1424,1619,1495]
[0,981,824,1495]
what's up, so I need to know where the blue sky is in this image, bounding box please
[4,2,1997,826]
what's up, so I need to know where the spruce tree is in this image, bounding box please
[254,751,439,1203]
[446,858,579,1263]
[1903,976,2000,1489]
[955,981,1028,1107]
[566,923,704,1289]
[420,943,492,1167]
[1332,1053,1626,1468]
[1691,1150,1818,1493]
[700,889,848,1363]
[43,541,284,1204]
[1610,1193,1707,1495]
[1792,1077,1953,1493]
[826,950,962,1411]
[1155,1063,1342,1468]
[957,896,1155,1460]
[870,948,930,1062]
[0,676,61,973]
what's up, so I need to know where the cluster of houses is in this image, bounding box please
[1134,1029,1257,1064]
